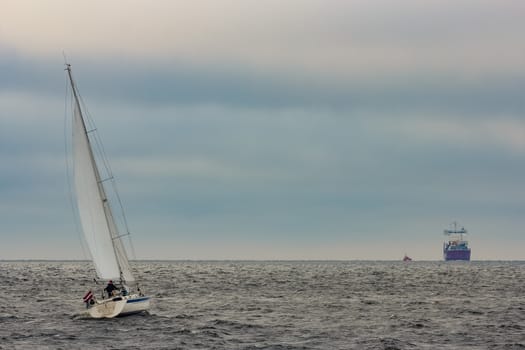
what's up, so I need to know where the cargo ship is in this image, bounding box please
[443,222,471,261]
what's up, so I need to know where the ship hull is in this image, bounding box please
[443,249,471,261]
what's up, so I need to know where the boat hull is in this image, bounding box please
[443,249,471,261]
[120,296,151,317]
[87,294,150,318]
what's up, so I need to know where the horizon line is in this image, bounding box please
[1,259,523,262]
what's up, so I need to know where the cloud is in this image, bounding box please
[2,0,525,77]
[2,53,524,119]
[387,116,525,154]
[2,1,525,259]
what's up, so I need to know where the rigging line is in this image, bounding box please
[107,173,137,260]
[97,176,114,184]
[111,232,131,240]
[110,189,137,261]
[110,176,136,255]
[63,72,89,261]
[78,95,114,178]
[127,226,138,261]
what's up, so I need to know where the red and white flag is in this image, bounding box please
[83,290,94,303]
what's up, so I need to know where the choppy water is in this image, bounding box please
[0,261,524,349]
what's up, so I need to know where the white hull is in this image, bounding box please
[87,294,150,318]
[120,295,151,316]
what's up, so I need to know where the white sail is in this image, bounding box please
[71,72,134,282]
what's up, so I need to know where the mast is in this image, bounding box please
[443,221,467,241]
[66,64,131,283]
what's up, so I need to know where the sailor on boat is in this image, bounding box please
[104,280,119,297]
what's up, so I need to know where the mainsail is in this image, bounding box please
[68,65,134,282]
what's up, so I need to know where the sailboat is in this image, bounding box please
[66,63,150,318]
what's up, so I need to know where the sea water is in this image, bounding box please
[0,261,523,349]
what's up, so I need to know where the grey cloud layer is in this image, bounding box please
[1,0,525,258]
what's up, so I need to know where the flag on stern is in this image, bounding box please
[83,290,94,303]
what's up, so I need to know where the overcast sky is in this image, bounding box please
[1,0,525,260]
